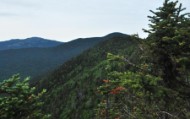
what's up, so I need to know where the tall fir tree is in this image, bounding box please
[143,0,190,118]
[144,0,190,93]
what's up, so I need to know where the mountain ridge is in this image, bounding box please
[0,32,130,81]
[0,37,63,50]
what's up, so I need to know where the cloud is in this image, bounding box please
[0,12,18,17]
[0,0,36,7]
[0,0,40,17]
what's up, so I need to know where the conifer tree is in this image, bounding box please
[0,75,50,119]
[143,0,190,118]
[144,0,190,93]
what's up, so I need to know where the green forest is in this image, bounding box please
[1,0,190,119]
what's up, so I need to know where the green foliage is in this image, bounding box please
[0,74,50,119]
[97,52,190,118]
[96,53,161,119]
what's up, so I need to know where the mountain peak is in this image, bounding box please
[0,37,62,50]
[26,37,45,40]
[105,32,128,38]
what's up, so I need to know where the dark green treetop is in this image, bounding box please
[0,75,50,119]
[144,0,190,90]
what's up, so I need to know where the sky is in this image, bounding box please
[0,0,189,42]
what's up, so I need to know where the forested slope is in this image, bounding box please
[36,34,141,119]
[0,33,122,81]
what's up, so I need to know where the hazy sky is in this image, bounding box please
[0,0,189,42]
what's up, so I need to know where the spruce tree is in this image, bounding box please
[0,75,50,119]
[144,0,190,92]
[143,0,190,118]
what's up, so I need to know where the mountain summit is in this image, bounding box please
[0,37,62,50]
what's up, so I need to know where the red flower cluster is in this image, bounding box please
[103,79,109,83]
[109,86,125,94]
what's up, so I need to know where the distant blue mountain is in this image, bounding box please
[0,37,63,50]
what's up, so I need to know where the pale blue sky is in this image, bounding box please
[0,0,189,42]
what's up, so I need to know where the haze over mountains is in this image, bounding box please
[0,32,127,81]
